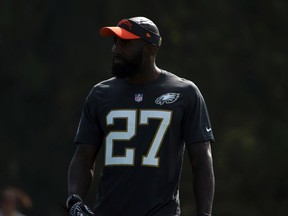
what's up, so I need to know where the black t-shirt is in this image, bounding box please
[74,70,214,216]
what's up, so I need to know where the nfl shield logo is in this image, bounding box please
[135,93,143,103]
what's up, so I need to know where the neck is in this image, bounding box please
[126,60,161,84]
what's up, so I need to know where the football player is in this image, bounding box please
[66,16,215,216]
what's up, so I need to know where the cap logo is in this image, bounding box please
[118,19,132,30]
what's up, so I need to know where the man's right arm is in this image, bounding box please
[68,144,99,199]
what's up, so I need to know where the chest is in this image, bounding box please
[96,88,185,130]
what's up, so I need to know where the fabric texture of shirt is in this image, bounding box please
[74,70,214,216]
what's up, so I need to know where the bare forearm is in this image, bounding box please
[188,142,215,215]
[67,145,97,199]
[68,161,93,198]
[193,157,215,214]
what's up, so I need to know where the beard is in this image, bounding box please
[111,51,143,79]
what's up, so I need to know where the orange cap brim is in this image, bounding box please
[99,27,141,40]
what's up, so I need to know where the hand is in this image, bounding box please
[66,194,95,216]
[70,201,95,216]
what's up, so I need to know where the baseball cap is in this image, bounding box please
[99,17,162,47]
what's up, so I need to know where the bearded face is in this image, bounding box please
[111,49,144,79]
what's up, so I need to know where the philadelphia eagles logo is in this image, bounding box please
[155,93,180,105]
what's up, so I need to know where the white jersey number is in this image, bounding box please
[105,110,172,167]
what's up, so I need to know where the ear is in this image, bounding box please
[143,44,158,56]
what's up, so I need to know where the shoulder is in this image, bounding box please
[87,77,121,97]
[161,70,201,94]
[93,77,119,90]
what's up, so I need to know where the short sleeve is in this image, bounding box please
[74,87,104,147]
[182,84,215,145]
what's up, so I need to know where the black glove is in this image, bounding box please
[70,201,95,216]
[66,194,95,216]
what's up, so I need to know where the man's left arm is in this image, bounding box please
[187,141,215,216]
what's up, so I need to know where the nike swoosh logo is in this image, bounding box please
[206,127,212,132]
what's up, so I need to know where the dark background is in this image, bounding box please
[1,0,287,215]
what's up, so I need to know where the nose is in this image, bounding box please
[112,44,117,53]
[112,38,125,53]
[112,38,120,53]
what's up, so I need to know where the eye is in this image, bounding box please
[113,36,118,43]
[124,39,131,44]
[113,37,131,45]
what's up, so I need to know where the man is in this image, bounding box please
[66,16,215,216]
